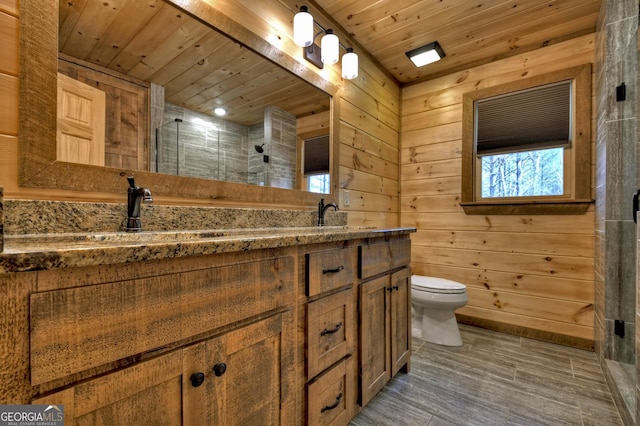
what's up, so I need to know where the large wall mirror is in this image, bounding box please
[20,0,340,206]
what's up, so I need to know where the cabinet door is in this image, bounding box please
[358,275,390,407]
[33,351,184,426]
[183,312,294,426]
[390,268,411,376]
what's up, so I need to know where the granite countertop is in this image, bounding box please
[0,226,416,273]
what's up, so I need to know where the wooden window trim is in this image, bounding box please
[460,64,593,215]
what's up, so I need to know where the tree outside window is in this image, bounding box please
[481,148,563,198]
[308,173,330,194]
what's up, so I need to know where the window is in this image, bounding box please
[307,173,331,194]
[461,64,592,214]
[481,148,565,198]
[303,135,331,194]
[477,80,570,199]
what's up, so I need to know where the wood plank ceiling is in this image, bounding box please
[314,0,602,85]
[58,0,330,126]
[58,0,602,124]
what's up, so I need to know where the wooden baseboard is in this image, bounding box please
[456,313,595,351]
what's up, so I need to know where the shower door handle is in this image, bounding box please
[633,189,640,224]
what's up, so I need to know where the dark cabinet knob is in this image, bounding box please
[190,372,205,387]
[213,363,227,377]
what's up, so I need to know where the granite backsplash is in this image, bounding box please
[2,198,346,236]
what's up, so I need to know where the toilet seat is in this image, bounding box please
[412,276,466,294]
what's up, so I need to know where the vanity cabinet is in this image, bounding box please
[358,238,411,407]
[29,250,296,425]
[34,313,293,425]
[1,227,414,425]
[303,245,357,426]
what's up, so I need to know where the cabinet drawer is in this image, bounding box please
[30,255,294,385]
[306,247,354,297]
[307,356,355,426]
[307,288,354,379]
[358,238,411,279]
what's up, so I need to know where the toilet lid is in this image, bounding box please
[411,276,467,294]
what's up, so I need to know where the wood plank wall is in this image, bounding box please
[0,0,18,194]
[0,0,401,230]
[401,34,597,344]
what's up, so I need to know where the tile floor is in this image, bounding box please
[350,325,624,426]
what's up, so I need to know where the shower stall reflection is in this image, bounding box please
[156,118,267,186]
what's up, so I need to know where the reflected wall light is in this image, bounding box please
[293,5,358,79]
[405,41,445,67]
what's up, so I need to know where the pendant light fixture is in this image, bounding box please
[320,29,339,65]
[293,5,359,80]
[293,6,313,47]
[341,47,358,80]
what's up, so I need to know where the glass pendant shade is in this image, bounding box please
[321,30,339,65]
[342,48,358,79]
[293,6,313,47]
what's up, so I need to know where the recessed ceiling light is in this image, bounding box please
[214,107,226,116]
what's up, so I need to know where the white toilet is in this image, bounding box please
[411,275,468,346]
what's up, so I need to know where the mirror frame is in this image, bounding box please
[19,0,339,206]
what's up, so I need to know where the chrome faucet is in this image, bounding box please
[317,198,338,227]
[126,176,153,232]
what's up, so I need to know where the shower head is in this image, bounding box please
[254,144,264,153]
